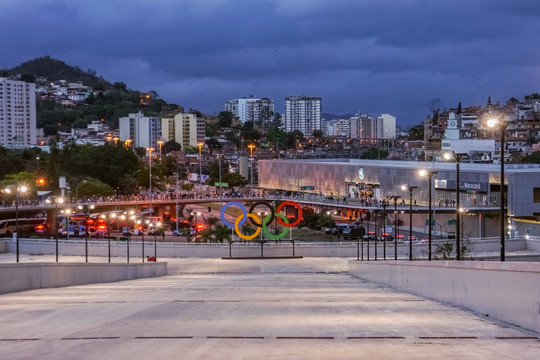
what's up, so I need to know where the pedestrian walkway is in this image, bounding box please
[0,257,538,359]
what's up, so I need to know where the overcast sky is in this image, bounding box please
[1,0,539,126]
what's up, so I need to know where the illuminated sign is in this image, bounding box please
[358,168,364,180]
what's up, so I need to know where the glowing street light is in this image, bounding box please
[419,169,438,260]
[197,142,204,184]
[248,144,256,189]
[487,117,508,261]
[443,151,466,260]
[401,185,417,261]
[3,185,28,262]
[157,140,164,161]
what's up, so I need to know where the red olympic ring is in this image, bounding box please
[276,201,303,227]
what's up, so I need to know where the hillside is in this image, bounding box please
[3,56,111,89]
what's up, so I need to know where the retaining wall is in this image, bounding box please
[0,262,167,295]
[348,260,540,334]
[3,237,531,259]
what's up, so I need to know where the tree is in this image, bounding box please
[218,111,234,127]
[427,98,442,125]
[361,147,389,160]
[408,124,424,140]
[214,224,232,243]
[162,140,182,154]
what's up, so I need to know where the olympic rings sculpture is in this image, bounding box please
[220,201,303,240]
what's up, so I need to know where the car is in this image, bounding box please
[173,228,195,236]
[122,227,132,236]
[58,225,86,237]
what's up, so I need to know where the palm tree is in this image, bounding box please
[214,224,232,243]
[204,216,220,231]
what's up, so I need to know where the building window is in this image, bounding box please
[534,188,540,203]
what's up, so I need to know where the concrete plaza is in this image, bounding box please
[0,255,538,359]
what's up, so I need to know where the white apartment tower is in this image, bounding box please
[0,78,37,148]
[225,97,274,123]
[378,114,396,139]
[284,96,322,135]
[161,113,205,149]
[119,111,161,149]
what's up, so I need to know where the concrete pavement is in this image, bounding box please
[0,256,538,359]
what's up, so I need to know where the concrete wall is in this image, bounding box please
[0,240,6,253]
[4,237,532,259]
[0,262,167,295]
[348,260,540,334]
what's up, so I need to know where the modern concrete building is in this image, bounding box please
[0,77,37,148]
[258,158,540,236]
[161,113,205,149]
[225,97,274,123]
[119,111,161,149]
[284,96,322,135]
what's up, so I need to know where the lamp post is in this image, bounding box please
[443,152,465,260]
[128,211,136,263]
[197,142,204,184]
[78,203,95,263]
[401,185,417,261]
[248,144,256,189]
[387,194,401,260]
[157,140,164,161]
[419,169,438,260]
[459,207,468,251]
[47,196,64,262]
[380,201,388,260]
[146,147,154,219]
[154,221,160,261]
[487,117,508,261]
[3,185,28,263]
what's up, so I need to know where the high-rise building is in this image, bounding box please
[284,96,322,135]
[0,78,36,148]
[225,97,274,123]
[350,115,383,140]
[161,113,205,149]
[119,111,161,149]
[378,114,396,139]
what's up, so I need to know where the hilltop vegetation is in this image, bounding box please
[2,56,111,89]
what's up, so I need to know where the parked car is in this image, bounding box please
[122,227,132,236]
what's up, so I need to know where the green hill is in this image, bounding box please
[3,56,111,89]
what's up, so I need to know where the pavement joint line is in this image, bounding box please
[1,336,537,341]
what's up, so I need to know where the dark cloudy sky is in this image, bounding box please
[1,0,539,126]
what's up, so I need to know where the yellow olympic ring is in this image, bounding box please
[234,213,261,240]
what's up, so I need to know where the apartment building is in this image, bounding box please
[284,96,322,135]
[0,78,37,148]
[161,113,205,149]
[225,97,274,123]
[119,111,161,149]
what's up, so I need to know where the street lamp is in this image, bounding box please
[487,117,508,261]
[443,151,465,260]
[401,185,417,261]
[248,144,256,189]
[78,202,95,263]
[387,194,401,260]
[380,201,388,260]
[419,169,438,260]
[157,140,164,161]
[191,211,201,240]
[3,185,28,262]
[197,142,204,184]
[146,147,155,218]
[46,196,64,262]
[459,207,468,254]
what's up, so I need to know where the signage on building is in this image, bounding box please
[435,180,487,192]
[300,185,315,190]
[358,168,364,180]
